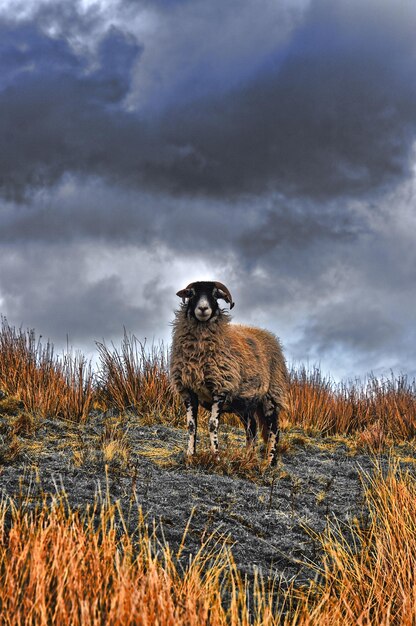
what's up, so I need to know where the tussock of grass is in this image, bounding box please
[0,317,93,422]
[184,447,269,480]
[290,463,416,625]
[0,463,414,624]
[0,395,24,415]
[96,330,183,424]
[0,319,415,445]
[0,492,279,626]
[0,433,22,463]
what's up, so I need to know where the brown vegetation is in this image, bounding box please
[1,319,416,624]
[287,365,416,440]
[96,329,182,424]
[0,317,93,422]
[1,319,415,442]
[0,463,414,624]
[290,463,416,625]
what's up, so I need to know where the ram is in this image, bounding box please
[170,281,288,466]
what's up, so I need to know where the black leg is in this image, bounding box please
[246,413,258,447]
[238,410,257,447]
[263,399,280,466]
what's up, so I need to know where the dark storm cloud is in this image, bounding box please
[1,0,415,380]
[0,18,146,200]
[238,203,364,263]
[0,182,239,246]
[157,0,416,199]
[1,0,416,201]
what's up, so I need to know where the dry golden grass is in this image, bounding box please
[0,319,415,444]
[0,317,93,422]
[100,420,132,469]
[0,463,415,624]
[96,330,182,425]
[287,365,416,441]
[0,492,279,626]
[289,462,416,625]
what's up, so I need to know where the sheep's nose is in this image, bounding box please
[198,306,209,313]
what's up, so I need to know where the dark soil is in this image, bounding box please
[0,411,415,589]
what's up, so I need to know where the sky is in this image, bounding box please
[0,0,415,380]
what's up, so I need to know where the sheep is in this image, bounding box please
[170,281,288,466]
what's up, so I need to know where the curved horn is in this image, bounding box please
[176,282,196,303]
[214,281,235,309]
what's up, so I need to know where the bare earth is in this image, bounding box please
[0,412,415,589]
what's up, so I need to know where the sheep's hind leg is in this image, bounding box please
[184,391,199,456]
[238,409,257,448]
[245,413,257,448]
[263,399,280,467]
[209,395,225,454]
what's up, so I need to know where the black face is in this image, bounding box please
[185,281,220,322]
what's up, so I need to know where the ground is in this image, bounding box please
[0,411,415,589]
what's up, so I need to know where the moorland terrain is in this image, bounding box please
[0,319,415,624]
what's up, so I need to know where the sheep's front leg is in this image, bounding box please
[184,391,199,456]
[209,395,225,454]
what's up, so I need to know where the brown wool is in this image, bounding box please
[170,307,289,431]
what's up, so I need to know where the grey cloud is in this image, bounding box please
[124,0,305,113]
[155,0,416,199]
[300,304,400,355]
[0,19,144,201]
[0,243,167,348]
[2,0,416,202]
[284,203,416,377]
[292,299,416,379]
[0,0,415,381]
[0,181,241,248]
[237,203,364,263]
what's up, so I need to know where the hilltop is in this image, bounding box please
[1,408,415,587]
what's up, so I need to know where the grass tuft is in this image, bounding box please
[291,462,416,625]
[0,317,93,422]
[0,463,414,624]
[184,447,269,480]
[96,330,182,424]
[0,318,415,445]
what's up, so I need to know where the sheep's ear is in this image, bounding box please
[176,287,194,303]
[213,282,235,309]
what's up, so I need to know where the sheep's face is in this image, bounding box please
[177,281,232,323]
[188,284,218,322]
